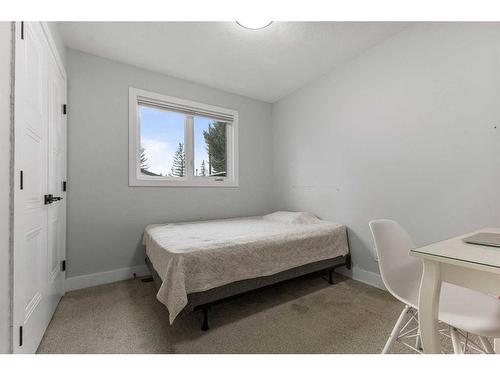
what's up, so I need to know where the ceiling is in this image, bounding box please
[59,22,410,103]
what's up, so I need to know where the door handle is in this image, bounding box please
[44,194,63,205]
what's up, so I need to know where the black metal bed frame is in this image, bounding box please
[145,253,351,331]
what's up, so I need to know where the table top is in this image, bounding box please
[410,227,500,269]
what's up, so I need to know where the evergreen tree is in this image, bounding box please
[139,146,149,170]
[199,160,207,176]
[169,142,186,177]
[203,122,226,176]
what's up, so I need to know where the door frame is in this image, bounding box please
[11,21,67,354]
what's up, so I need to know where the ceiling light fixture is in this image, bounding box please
[236,21,273,30]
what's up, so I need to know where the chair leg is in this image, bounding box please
[382,305,411,354]
[450,327,463,354]
[478,336,495,354]
[415,328,422,351]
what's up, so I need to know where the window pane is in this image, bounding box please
[139,105,185,178]
[194,116,227,177]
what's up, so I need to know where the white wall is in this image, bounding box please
[0,22,12,354]
[66,49,273,278]
[272,23,500,278]
[47,22,66,69]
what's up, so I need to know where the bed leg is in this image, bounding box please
[201,307,210,331]
[328,270,334,285]
[345,254,352,270]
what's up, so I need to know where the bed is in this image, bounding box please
[143,211,351,330]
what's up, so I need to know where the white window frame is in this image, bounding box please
[129,87,239,187]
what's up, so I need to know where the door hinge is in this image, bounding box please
[62,181,67,192]
[19,326,23,346]
[62,104,67,115]
[20,170,23,190]
[20,22,24,40]
[61,260,66,272]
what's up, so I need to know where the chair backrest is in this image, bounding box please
[369,219,422,307]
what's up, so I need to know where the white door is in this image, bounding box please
[13,22,67,354]
[46,38,66,314]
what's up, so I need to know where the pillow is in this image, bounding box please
[263,211,321,224]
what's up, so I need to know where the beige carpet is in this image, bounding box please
[38,273,455,354]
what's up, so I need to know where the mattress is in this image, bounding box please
[143,211,349,323]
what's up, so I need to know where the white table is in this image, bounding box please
[410,227,500,354]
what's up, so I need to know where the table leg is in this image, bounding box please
[418,259,442,353]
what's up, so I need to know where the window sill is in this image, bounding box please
[129,177,239,188]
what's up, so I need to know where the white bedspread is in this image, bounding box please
[143,212,349,323]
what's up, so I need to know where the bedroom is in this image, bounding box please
[1,1,500,372]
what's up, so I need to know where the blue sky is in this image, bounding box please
[139,106,213,176]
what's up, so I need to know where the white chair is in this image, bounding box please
[369,219,500,354]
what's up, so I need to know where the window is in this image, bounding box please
[129,88,238,187]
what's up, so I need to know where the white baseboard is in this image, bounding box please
[65,265,150,292]
[337,265,386,291]
[65,263,385,293]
